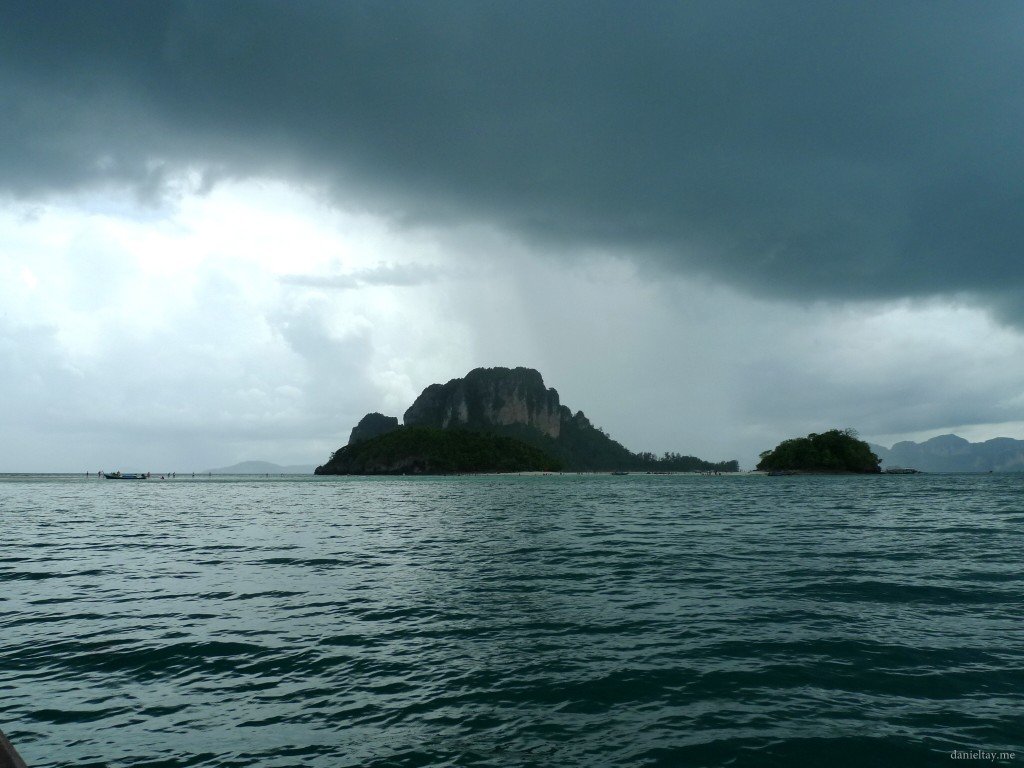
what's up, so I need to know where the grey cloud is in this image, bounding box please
[0,295,378,471]
[4,2,1024,315]
[736,348,1024,445]
[280,263,444,290]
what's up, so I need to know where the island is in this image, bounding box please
[756,428,881,473]
[315,366,738,475]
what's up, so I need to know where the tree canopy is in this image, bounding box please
[315,427,562,475]
[757,429,880,473]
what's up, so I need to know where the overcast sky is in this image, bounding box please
[4,1,1024,471]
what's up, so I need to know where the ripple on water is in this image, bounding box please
[1,473,1022,766]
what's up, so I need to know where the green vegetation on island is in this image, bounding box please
[485,420,738,473]
[315,427,563,475]
[757,429,881,473]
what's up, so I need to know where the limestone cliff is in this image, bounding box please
[403,367,565,438]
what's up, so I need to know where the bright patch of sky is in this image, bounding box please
[4,177,1024,470]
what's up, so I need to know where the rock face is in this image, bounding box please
[403,367,565,438]
[348,412,400,445]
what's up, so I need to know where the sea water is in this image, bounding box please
[1,473,1022,767]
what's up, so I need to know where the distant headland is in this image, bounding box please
[870,434,1024,473]
[205,460,316,475]
[315,366,738,475]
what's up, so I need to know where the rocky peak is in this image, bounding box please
[403,366,565,438]
[348,412,400,445]
[921,434,971,454]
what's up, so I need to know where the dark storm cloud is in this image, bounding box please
[4,1,1024,312]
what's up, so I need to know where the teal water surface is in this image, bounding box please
[2,473,1022,767]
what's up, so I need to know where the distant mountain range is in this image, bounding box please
[870,434,1024,472]
[205,460,314,475]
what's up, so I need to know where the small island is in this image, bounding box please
[315,366,738,475]
[757,428,881,474]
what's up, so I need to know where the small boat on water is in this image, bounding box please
[103,471,149,480]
